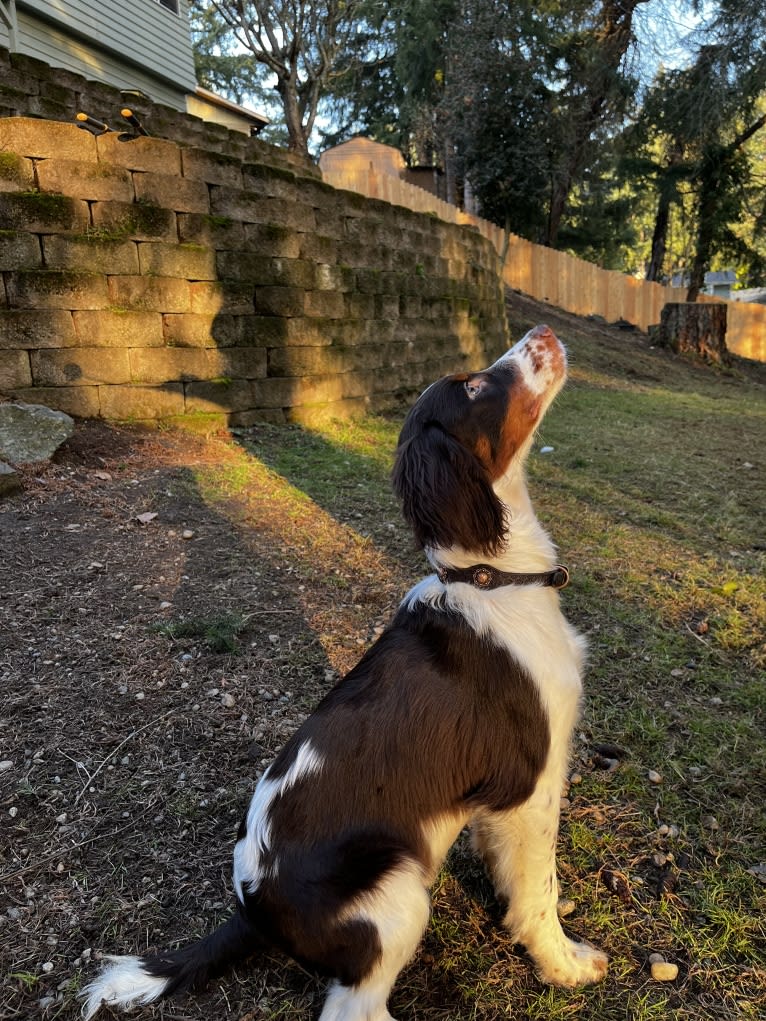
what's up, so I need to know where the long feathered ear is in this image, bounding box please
[392,423,505,555]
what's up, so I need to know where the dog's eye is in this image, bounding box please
[464,380,482,399]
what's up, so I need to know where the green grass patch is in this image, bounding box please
[154,611,246,653]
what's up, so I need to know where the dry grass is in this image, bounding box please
[1,291,764,1020]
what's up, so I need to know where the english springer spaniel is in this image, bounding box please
[82,325,608,1020]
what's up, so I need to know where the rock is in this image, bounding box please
[221,692,235,708]
[0,403,74,464]
[0,460,21,496]
[648,952,665,965]
[651,960,679,981]
[557,898,576,918]
[648,769,662,784]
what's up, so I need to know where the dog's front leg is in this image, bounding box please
[473,787,608,988]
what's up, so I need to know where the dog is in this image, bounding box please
[82,324,608,1020]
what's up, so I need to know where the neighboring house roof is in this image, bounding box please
[188,87,270,134]
[670,269,737,288]
[319,137,407,176]
[733,288,766,305]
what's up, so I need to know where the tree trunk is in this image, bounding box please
[646,193,670,282]
[658,302,729,365]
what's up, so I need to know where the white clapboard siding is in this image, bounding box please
[14,0,196,108]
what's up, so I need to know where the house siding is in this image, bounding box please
[11,0,196,109]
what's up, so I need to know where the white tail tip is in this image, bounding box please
[80,955,169,1019]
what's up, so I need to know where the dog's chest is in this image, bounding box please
[470,591,585,712]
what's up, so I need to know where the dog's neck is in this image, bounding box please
[427,465,558,577]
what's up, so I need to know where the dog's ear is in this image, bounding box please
[392,423,505,555]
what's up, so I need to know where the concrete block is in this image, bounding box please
[298,233,338,263]
[287,395,372,424]
[0,230,42,270]
[230,315,290,348]
[243,222,302,259]
[230,407,286,426]
[96,133,181,175]
[184,378,253,414]
[267,346,351,377]
[190,281,254,316]
[0,349,32,389]
[31,347,131,386]
[181,147,243,188]
[250,376,302,409]
[0,309,77,349]
[216,252,315,288]
[72,310,164,348]
[0,117,97,161]
[314,264,352,292]
[134,172,210,214]
[99,383,185,420]
[129,347,209,384]
[305,290,345,319]
[0,192,89,234]
[43,235,139,275]
[90,199,177,241]
[344,293,375,319]
[10,385,101,418]
[107,275,191,313]
[6,271,110,310]
[0,152,35,192]
[137,242,217,280]
[178,212,246,249]
[242,161,297,199]
[253,286,304,317]
[210,188,316,232]
[206,347,267,379]
[162,313,216,348]
[36,159,134,203]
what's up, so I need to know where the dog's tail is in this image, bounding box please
[80,905,263,1019]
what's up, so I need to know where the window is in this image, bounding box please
[156,0,179,13]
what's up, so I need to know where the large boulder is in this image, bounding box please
[0,402,75,464]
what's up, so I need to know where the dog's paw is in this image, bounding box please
[534,937,608,988]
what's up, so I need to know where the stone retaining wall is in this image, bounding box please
[0,117,508,426]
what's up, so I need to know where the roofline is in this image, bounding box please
[194,86,270,127]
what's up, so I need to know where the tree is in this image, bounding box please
[189,0,267,107]
[201,1,364,157]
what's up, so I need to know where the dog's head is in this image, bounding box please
[392,325,567,555]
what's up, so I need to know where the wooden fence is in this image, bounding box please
[323,166,765,362]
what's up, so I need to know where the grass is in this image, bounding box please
[154,611,247,653]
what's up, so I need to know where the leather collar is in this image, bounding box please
[436,563,570,590]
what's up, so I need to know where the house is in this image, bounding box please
[319,137,407,178]
[670,269,738,299]
[0,0,268,135]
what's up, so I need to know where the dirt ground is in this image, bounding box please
[0,410,407,1016]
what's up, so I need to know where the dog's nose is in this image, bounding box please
[494,325,564,365]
